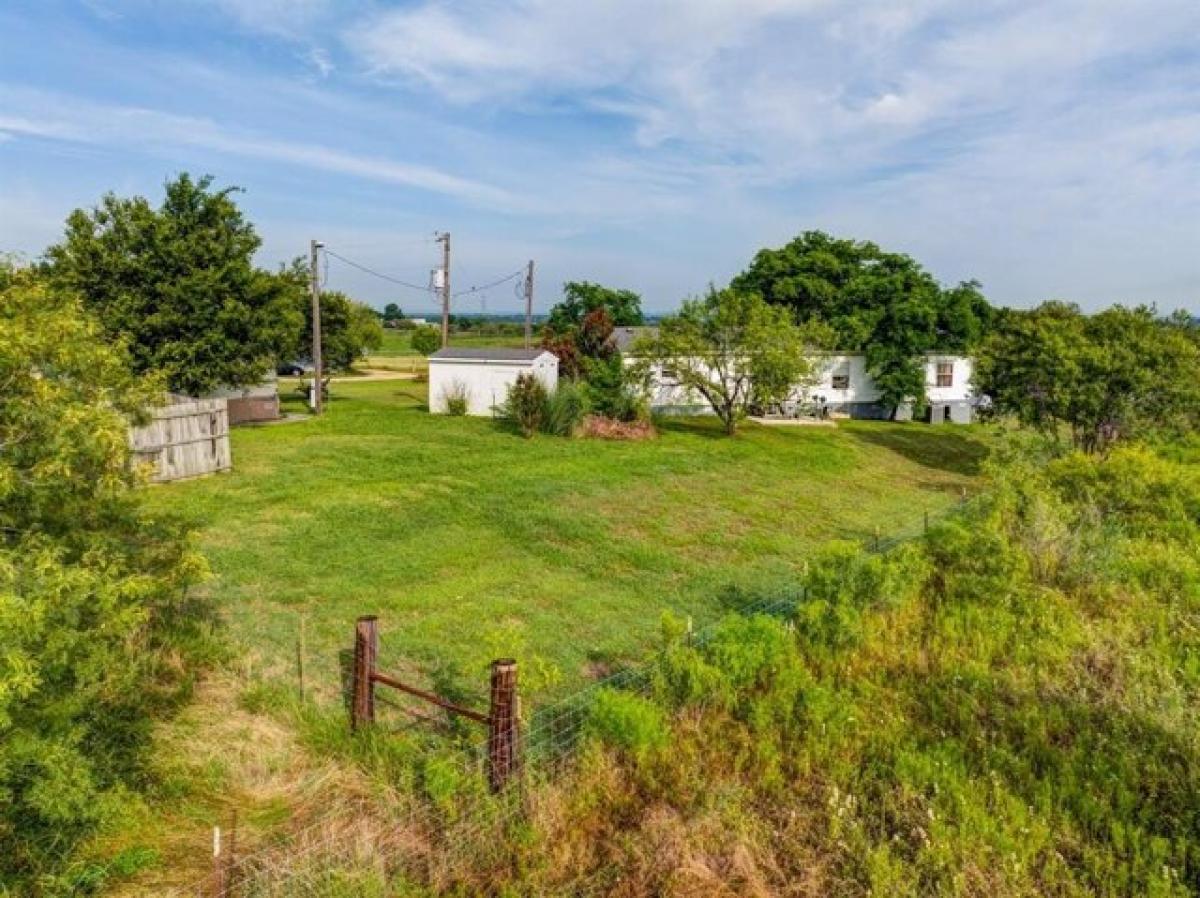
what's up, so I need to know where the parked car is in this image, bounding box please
[276,361,311,376]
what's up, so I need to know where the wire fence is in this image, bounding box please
[169,495,973,897]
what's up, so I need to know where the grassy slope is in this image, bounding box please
[110,383,987,893]
[149,380,986,709]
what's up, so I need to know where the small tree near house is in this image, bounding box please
[410,325,442,356]
[644,288,810,435]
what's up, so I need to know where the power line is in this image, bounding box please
[322,247,434,295]
[452,268,524,298]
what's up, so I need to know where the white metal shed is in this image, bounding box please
[428,348,558,416]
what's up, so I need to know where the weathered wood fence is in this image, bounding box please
[351,616,521,791]
[130,398,232,483]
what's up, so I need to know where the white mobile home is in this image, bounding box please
[809,354,975,422]
[428,348,558,416]
[611,328,975,423]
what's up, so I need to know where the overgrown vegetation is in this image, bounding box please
[536,438,1200,896]
[977,302,1200,452]
[0,266,212,894]
[226,434,1199,897]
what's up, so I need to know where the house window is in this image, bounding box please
[661,366,678,381]
[936,362,954,388]
[831,367,850,390]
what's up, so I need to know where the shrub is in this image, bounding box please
[543,380,589,436]
[583,353,649,422]
[441,379,470,416]
[410,325,441,356]
[585,689,669,762]
[0,268,211,888]
[501,373,550,437]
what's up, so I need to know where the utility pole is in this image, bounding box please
[523,259,535,349]
[309,239,324,414]
[436,231,451,348]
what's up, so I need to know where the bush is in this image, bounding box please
[583,353,649,422]
[410,325,441,356]
[585,689,669,762]
[543,380,589,436]
[0,268,211,889]
[504,373,549,437]
[441,379,469,416]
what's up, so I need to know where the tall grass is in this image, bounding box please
[210,438,1200,897]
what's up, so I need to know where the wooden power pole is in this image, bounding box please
[309,239,324,414]
[436,231,451,348]
[523,259,535,349]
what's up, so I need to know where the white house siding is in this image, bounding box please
[805,353,974,422]
[428,350,558,416]
[635,351,976,423]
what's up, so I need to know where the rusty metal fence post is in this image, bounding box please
[352,615,378,730]
[487,659,520,792]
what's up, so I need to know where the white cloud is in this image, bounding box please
[304,47,334,78]
[0,89,521,210]
[343,0,1200,174]
[205,0,332,39]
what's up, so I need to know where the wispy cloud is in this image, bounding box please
[0,88,521,210]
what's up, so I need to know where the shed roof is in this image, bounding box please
[429,347,554,363]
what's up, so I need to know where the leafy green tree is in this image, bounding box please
[382,302,404,323]
[733,231,991,417]
[46,174,302,396]
[977,303,1200,452]
[411,325,441,356]
[643,288,810,435]
[545,280,644,331]
[265,260,385,370]
[303,291,384,371]
[0,267,208,887]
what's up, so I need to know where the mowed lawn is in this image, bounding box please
[150,380,988,706]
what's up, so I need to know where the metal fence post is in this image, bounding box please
[352,615,378,731]
[487,659,520,792]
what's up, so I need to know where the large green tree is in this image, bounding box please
[0,266,208,888]
[977,302,1200,452]
[266,259,385,371]
[732,231,991,417]
[46,174,301,396]
[545,280,644,331]
[642,288,810,435]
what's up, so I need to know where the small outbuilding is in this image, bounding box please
[428,348,558,416]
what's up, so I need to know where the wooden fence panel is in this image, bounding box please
[130,398,232,483]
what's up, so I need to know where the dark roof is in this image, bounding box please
[429,347,552,362]
[611,326,658,352]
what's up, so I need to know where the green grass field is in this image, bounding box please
[366,328,529,372]
[371,327,527,356]
[150,380,987,708]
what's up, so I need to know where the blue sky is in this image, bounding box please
[1,0,1198,314]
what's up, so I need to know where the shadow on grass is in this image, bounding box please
[840,423,990,477]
